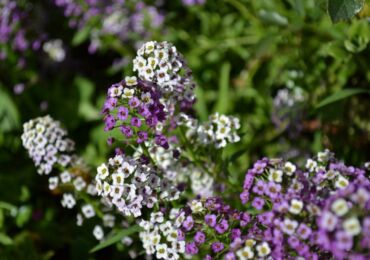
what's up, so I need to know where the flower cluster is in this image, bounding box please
[0,0,48,63]
[95,153,179,218]
[316,177,370,259]
[54,0,164,54]
[139,210,185,259]
[178,198,274,259]
[102,77,170,147]
[179,112,241,149]
[133,41,195,110]
[21,116,75,174]
[239,150,369,259]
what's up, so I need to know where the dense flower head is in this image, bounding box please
[102,77,171,148]
[240,150,369,259]
[95,153,179,218]
[315,177,370,259]
[133,41,195,109]
[178,112,241,149]
[139,210,185,259]
[21,115,75,174]
[176,197,274,259]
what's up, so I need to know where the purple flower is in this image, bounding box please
[215,219,229,234]
[185,242,198,255]
[252,197,265,210]
[297,223,312,240]
[253,160,267,174]
[131,117,141,127]
[257,211,274,226]
[231,228,241,240]
[243,171,255,190]
[240,212,251,227]
[335,231,353,251]
[155,134,169,149]
[182,216,194,231]
[252,180,266,195]
[117,106,129,120]
[194,231,206,245]
[224,252,236,260]
[205,214,217,227]
[129,97,140,108]
[104,97,117,111]
[240,191,249,204]
[211,242,224,253]
[137,131,148,143]
[120,125,133,138]
[104,115,116,131]
[178,229,185,241]
[265,182,281,199]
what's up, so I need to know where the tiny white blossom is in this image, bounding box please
[331,199,349,216]
[82,204,95,218]
[61,193,76,209]
[343,217,361,236]
[93,225,104,240]
[269,169,283,182]
[48,176,58,190]
[289,199,303,215]
[97,164,109,180]
[283,162,296,176]
[282,218,298,235]
[236,246,254,259]
[335,175,349,189]
[125,76,137,86]
[256,242,271,257]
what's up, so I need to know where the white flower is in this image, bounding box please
[145,41,156,54]
[305,159,317,172]
[324,169,338,180]
[244,239,256,247]
[236,246,254,259]
[108,85,123,98]
[156,244,168,259]
[122,88,135,99]
[190,200,204,213]
[289,199,303,215]
[283,162,296,176]
[282,218,298,235]
[110,185,124,199]
[61,193,76,209]
[331,199,349,216]
[343,217,361,236]
[73,176,86,191]
[48,176,58,190]
[351,188,370,205]
[97,163,109,180]
[93,225,104,240]
[256,242,271,257]
[103,214,115,227]
[43,39,65,62]
[76,213,83,226]
[82,204,95,218]
[141,92,153,105]
[103,182,111,196]
[112,173,125,186]
[167,229,179,242]
[172,241,185,254]
[125,76,137,86]
[335,175,349,189]
[60,171,72,183]
[151,212,164,224]
[269,169,283,182]
[95,179,103,195]
[317,150,330,162]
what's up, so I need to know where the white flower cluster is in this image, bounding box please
[43,39,66,62]
[146,144,214,197]
[133,41,195,102]
[21,116,75,175]
[178,112,241,149]
[95,154,180,218]
[139,210,185,259]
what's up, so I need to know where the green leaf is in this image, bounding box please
[89,225,142,253]
[316,88,370,109]
[75,77,100,121]
[0,233,13,246]
[214,62,231,114]
[72,26,92,46]
[328,0,365,22]
[0,87,20,132]
[15,206,32,228]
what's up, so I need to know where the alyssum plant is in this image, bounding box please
[22,41,370,260]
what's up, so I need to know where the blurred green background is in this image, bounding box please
[1,0,370,258]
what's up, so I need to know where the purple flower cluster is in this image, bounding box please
[238,150,370,259]
[102,77,170,148]
[54,0,164,53]
[178,198,264,259]
[0,1,45,61]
